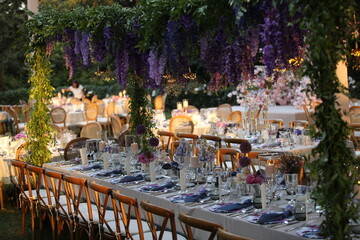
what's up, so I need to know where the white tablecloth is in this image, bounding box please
[66,111,86,126]
[44,162,311,240]
[204,105,309,127]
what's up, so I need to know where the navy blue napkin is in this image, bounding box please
[184,190,208,203]
[257,210,293,224]
[96,168,122,177]
[141,181,175,192]
[214,199,253,213]
[117,174,143,183]
[82,163,102,171]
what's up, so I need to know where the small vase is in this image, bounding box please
[251,184,262,209]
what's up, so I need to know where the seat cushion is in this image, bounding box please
[42,194,68,207]
[78,203,116,224]
[24,189,51,199]
[104,219,151,236]
[133,230,187,240]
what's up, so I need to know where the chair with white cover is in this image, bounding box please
[83,98,91,107]
[178,213,223,240]
[80,122,102,139]
[111,190,151,240]
[139,201,186,240]
[110,115,123,139]
[85,103,99,123]
[169,115,194,134]
[50,107,67,129]
[216,104,232,121]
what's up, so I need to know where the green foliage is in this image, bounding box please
[0,88,29,105]
[127,74,155,138]
[26,48,55,166]
[289,0,359,238]
[0,0,28,91]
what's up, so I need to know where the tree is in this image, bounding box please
[0,0,28,91]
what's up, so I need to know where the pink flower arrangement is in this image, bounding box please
[246,174,264,184]
[14,133,27,141]
[138,152,155,164]
[216,122,227,128]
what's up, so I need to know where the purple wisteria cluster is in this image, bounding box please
[148,50,166,86]
[260,0,305,76]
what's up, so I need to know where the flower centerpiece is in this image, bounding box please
[198,139,217,163]
[278,153,303,174]
[239,141,256,173]
[135,124,159,165]
[174,139,191,168]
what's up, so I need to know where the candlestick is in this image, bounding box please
[260,183,267,210]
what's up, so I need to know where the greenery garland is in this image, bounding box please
[289,0,359,238]
[26,47,55,166]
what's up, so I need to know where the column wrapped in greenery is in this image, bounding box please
[127,74,155,137]
[290,0,359,239]
[26,47,55,166]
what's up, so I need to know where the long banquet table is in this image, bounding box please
[44,161,320,240]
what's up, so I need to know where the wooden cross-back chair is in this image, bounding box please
[303,105,314,125]
[223,138,248,148]
[216,148,242,171]
[265,119,284,129]
[140,201,186,240]
[43,170,70,240]
[25,165,51,240]
[157,131,175,152]
[217,228,253,240]
[11,160,32,238]
[201,135,222,149]
[178,213,223,240]
[88,182,117,239]
[63,175,97,240]
[289,120,310,128]
[111,190,150,240]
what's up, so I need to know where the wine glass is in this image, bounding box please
[285,173,298,206]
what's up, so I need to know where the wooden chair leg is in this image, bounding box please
[21,202,27,235]
[30,205,36,240]
[0,180,3,210]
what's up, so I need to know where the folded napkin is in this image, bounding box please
[69,163,102,171]
[257,210,293,224]
[141,181,175,192]
[82,163,102,171]
[213,199,253,213]
[184,190,208,203]
[111,174,144,184]
[96,168,122,177]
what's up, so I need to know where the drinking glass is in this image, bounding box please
[285,173,298,206]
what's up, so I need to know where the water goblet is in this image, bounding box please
[285,173,298,206]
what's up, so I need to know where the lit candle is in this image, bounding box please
[98,141,106,152]
[265,160,276,178]
[355,181,360,199]
[123,90,126,96]
[131,143,138,154]
[183,99,189,109]
[119,92,123,98]
[177,102,183,111]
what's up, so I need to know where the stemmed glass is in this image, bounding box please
[285,173,298,206]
